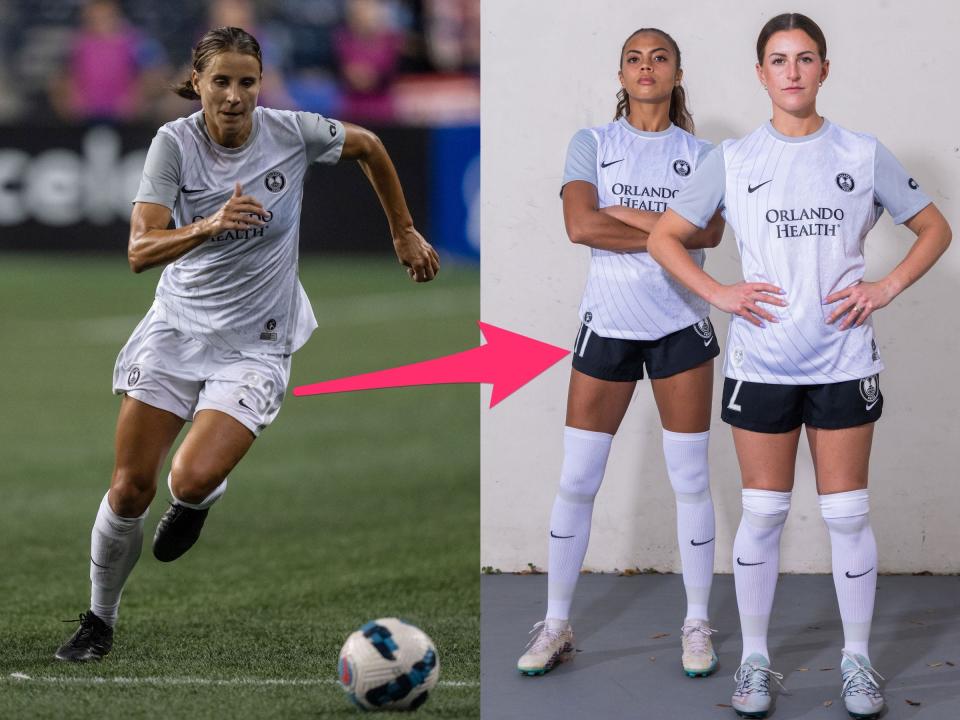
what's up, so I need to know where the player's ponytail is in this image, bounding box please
[172,26,263,100]
[613,28,695,135]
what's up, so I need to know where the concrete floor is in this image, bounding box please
[482,574,960,719]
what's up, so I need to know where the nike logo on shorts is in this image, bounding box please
[865,399,880,411]
[747,180,773,193]
[845,567,873,579]
[690,537,714,546]
[550,531,575,539]
[600,159,624,168]
[736,557,765,566]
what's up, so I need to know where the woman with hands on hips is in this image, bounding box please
[647,12,950,720]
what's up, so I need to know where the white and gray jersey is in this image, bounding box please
[563,119,713,340]
[134,106,345,354]
[671,120,931,384]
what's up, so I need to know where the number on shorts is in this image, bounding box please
[727,380,744,412]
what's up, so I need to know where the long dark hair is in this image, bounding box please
[613,28,694,134]
[172,26,263,100]
[756,13,827,64]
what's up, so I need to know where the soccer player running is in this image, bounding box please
[55,26,439,662]
[517,28,725,678]
[647,13,951,719]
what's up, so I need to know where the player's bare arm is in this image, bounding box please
[562,180,653,252]
[340,123,439,283]
[601,204,724,250]
[127,183,266,273]
[825,203,952,329]
[649,208,786,327]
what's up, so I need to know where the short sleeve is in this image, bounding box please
[669,145,726,229]
[561,129,598,192]
[297,112,346,165]
[873,141,932,225]
[133,131,181,209]
[695,140,714,166]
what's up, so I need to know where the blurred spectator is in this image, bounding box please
[424,0,480,74]
[48,0,169,122]
[333,0,404,123]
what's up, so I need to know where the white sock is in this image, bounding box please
[733,488,791,662]
[820,489,876,662]
[90,492,148,627]
[168,472,228,510]
[545,427,613,621]
[663,429,714,622]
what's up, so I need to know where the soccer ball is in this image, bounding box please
[337,618,440,711]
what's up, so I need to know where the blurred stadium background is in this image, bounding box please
[0,1,479,717]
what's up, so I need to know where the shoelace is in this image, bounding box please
[734,662,786,696]
[60,612,95,642]
[841,650,885,700]
[680,622,716,655]
[524,621,566,653]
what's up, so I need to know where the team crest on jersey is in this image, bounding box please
[583,311,593,324]
[835,173,855,192]
[908,177,919,190]
[871,339,880,362]
[673,159,691,177]
[127,366,141,386]
[732,347,744,368]
[693,318,713,340]
[260,318,278,341]
[328,121,338,137]
[265,170,286,193]
[858,375,879,403]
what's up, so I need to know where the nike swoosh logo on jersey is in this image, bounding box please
[600,159,624,168]
[550,531,575,539]
[238,398,254,411]
[690,537,714,546]
[180,185,205,194]
[736,557,765,566]
[845,567,873,579]
[865,399,880,411]
[747,180,773,193]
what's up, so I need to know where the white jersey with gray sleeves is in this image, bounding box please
[562,119,713,340]
[670,120,932,384]
[134,106,345,354]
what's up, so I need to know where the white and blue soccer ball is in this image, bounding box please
[337,617,439,711]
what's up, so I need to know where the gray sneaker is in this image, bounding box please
[840,650,885,719]
[731,653,785,719]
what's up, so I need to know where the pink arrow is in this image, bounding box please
[293,321,570,408]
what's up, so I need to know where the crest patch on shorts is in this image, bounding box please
[693,318,713,341]
[858,375,879,403]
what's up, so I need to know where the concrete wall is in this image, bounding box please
[481,0,960,573]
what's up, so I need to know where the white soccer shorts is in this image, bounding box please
[112,305,291,436]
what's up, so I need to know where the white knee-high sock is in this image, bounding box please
[90,492,148,626]
[545,427,613,622]
[168,473,228,510]
[820,489,876,661]
[663,429,715,622]
[733,489,792,662]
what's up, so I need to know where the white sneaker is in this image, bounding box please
[840,650,885,719]
[731,653,785,719]
[681,619,718,677]
[517,619,575,676]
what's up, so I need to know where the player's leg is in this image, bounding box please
[651,359,717,676]
[721,379,803,716]
[152,409,256,561]
[56,396,185,661]
[805,378,884,718]
[518,345,636,675]
[153,352,288,561]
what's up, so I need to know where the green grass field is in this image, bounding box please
[0,254,479,719]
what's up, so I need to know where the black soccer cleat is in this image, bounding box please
[152,502,210,562]
[55,611,113,662]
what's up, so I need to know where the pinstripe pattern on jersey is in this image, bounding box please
[720,122,885,384]
[577,121,711,341]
